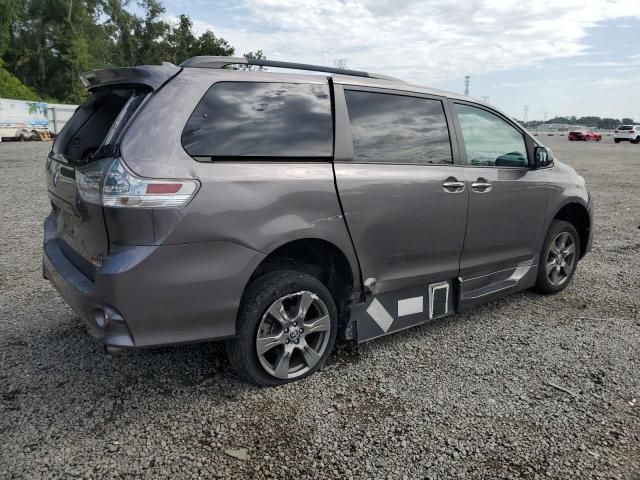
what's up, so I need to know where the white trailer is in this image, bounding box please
[0,98,50,140]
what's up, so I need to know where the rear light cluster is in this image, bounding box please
[76,158,199,208]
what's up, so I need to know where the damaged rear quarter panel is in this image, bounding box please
[120,69,361,288]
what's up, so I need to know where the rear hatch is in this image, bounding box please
[616,125,634,136]
[45,66,179,279]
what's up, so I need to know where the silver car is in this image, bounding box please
[43,57,593,385]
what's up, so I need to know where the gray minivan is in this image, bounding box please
[43,57,593,385]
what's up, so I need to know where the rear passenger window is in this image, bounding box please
[182,82,333,158]
[344,90,453,164]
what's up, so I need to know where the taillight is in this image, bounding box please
[76,158,199,208]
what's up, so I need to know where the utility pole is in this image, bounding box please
[543,111,548,122]
[464,76,470,96]
[523,105,529,124]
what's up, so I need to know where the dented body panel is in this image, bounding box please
[43,65,593,349]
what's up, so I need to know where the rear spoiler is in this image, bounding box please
[80,65,181,91]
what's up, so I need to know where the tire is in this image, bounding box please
[227,270,338,386]
[614,139,620,144]
[633,136,640,144]
[535,220,581,294]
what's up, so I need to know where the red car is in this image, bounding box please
[568,130,602,141]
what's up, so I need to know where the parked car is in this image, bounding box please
[568,130,601,141]
[613,125,640,144]
[43,57,593,385]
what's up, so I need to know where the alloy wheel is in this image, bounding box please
[256,291,331,380]
[545,231,577,287]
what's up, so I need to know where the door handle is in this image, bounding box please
[442,177,465,193]
[471,178,492,193]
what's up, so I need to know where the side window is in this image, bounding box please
[454,104,528,167]
[182,82,333,158]
[344,90,453,164]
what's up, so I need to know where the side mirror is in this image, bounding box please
[533,146,553,169]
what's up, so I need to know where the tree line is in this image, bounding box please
[0,0,263,103]
[524,116,637,129]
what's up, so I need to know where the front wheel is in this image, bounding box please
[535,220,581,294]
[227,270,338,386]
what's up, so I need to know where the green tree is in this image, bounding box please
[193,30,234,58]
[0,65,39,100]
[133,0,170,65]
[102,0,137,66]
[165,14,196,64]
[602,118,622,129]
[0,1,249,101]
[0,0,24,57]
[242,49,266,70]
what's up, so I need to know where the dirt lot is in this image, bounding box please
[1,137,639,479]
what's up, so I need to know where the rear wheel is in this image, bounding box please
[614,139,620,144]
[633,136,640,144]
[535,220,580,294]
[227,270,338,386]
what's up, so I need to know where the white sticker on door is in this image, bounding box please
[397,296,424,317]
[366,298,394,333]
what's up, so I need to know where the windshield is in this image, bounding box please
[618,126,633,130]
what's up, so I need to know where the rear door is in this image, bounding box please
[451,101,547,306]
[46,86,150,277]
[333,85,468,337]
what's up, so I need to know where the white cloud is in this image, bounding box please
[592,77,637,86]
[178,0,640,85]
[574,60,640,67]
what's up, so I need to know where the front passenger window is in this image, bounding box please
[455,104,528,167]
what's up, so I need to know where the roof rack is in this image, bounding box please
[179,56,404,82]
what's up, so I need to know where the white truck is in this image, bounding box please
[0,98,49,141]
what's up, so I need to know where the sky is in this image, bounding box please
[160,0,640,120]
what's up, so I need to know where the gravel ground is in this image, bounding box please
[1,137,639,480]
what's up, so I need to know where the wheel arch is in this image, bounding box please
[551,201,591,259]
[241,237,361,326]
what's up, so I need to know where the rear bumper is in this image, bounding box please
[43,214,265,348]
[43,222,135,347]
